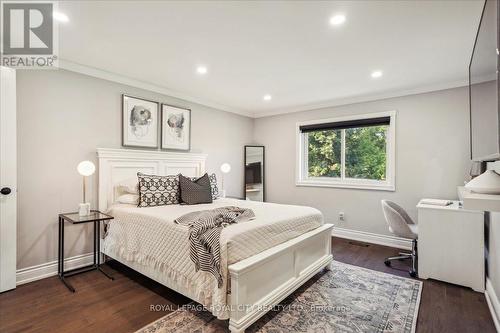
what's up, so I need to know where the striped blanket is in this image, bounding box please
[174,206,255,287]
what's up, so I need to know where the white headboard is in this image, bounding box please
[97,148,207,211]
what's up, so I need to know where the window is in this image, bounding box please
[296,111,395,191]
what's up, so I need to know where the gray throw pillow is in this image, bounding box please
[190,173,219,200]
[179,173,213,205]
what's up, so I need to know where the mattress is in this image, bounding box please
[102,198,323,319]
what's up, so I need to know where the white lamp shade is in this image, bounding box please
[220,163,231,174]
[77,161,95,176]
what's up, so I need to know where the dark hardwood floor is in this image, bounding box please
[0,237,496,333]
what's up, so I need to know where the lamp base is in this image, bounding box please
[78,203,91,216]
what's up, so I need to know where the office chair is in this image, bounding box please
[381,200,418,278]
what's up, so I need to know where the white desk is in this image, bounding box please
[417,200,485,292]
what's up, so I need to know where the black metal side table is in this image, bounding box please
[58,210,114,292]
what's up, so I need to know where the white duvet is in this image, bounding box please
[103,198,323,319]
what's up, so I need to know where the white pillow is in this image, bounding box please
[116,194,139,205]
[117,178,138,194]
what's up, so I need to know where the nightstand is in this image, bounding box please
[58,210,114,292]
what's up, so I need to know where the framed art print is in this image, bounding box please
[122,94,159,148]
[161,104,191,151]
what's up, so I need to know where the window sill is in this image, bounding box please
[296,180,395,192]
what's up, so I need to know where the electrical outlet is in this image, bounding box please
[339,212,345,221]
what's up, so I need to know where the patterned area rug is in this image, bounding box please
[136,261,422,333]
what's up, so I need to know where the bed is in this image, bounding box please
[97,148,333,332]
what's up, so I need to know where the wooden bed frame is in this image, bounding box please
[97,148,333,332]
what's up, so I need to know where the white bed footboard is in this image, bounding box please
[228,223,333,332]
[101,223,333,332]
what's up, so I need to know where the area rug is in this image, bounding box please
[136,261,422,333]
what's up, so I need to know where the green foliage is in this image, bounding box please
[307,130,341,177]
[345,126,387,180]
[307,126,387,180]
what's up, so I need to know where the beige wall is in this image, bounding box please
[16,69,254,269]
[253,87,470,235]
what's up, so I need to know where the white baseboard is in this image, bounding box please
[332,226,412,250]
[16,253,94,286]
[486,278,500,332]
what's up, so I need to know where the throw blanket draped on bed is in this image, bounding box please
[175,206,255,287]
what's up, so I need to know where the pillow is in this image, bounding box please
[190,173,219,200]
[116,193,139,205]
[208,173,220,200]
[117,178,139,194]
[179,173,213,205]
[137,172,180,207]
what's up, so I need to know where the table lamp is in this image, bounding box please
[220,163,231,198]
[77,160,95,216]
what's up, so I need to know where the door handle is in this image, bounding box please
[0,187,12,195]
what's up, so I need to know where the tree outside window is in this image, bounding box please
[307,125,388,181]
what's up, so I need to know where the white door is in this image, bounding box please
[0,66,17,292]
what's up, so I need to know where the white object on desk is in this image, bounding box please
[465,170,500,194]
[417,200,485,292]
[419,199,452,206]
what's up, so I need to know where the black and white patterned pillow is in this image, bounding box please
[180,173,213,205]
[137,172,180,207]
[208,173,219,200]
[190,173,219,200]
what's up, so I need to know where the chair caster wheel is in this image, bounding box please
[409,270,417,278]
[384,260,391,267]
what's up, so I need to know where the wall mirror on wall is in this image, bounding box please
[244,145,265,201]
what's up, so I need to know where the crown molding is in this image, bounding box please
[58,59,252,117]
[251,79,469,118]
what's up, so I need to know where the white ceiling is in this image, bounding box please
[58,1,484,118]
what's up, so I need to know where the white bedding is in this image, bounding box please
[102,198,323,319]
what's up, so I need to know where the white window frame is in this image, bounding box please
[296,111,396,191]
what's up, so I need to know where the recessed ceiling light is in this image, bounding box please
[263,94,272,101]
[371,70,383,78]
[329,14,346,26]
[53,11,69,23]
[196,66,208,75]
